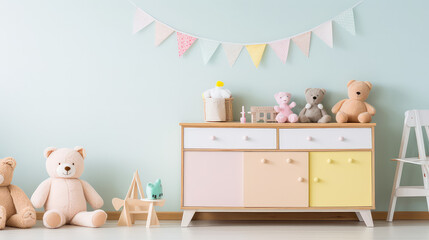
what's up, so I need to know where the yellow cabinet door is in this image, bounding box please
[309,151,372,207]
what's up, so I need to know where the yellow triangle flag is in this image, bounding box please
[245,44,266,68]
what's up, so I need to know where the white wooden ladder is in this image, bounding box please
[387,110,429,221]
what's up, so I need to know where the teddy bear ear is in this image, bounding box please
[305,88,311,94]
[320,88,327,94]
[347,80,356,87]
[44,147,57,158]
[364,81,373,90]
[74,146,86,159]
[1,157,16,169]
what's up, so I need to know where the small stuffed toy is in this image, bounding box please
[274,92,298,123]
[31,147,107,229]
[0,157,36,229]
[331,80,376,123]
[146,179,163,200]
[299,88,331,123]
[203,81,231,99]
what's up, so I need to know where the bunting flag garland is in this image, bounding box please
[155,22,174,46]
[312,21,333,48]
[132,8,154,34]
[130,0,361,67]
[269,39,290,64]
[292,32,311,57]
[199,40,220,64]
[246,44,266,68]
[222,44,243,66]
[333,8,356,35]
[177,32,197,57]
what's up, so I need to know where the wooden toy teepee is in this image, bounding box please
[112,171,165,228]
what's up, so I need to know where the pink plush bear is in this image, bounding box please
[274,92,299,123]
[31,147,107,229]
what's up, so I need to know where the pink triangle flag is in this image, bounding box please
[177,32,197,57]
[269,39,290,64]
[313,21,333,48]
[155,22,174,46]
[133,8,154,34]
[292,32,311,57]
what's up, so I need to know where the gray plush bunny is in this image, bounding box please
[299,88,331,123]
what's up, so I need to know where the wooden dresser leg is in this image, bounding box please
[181,210,196,227]
[359,210,374,227]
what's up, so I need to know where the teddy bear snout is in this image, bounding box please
[313,96,317,100]
[356,91,361,95]
[64,166,71,171]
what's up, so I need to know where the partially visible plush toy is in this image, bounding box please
[0,157,36,230]
[146,179,163,200]
[331,80,376,123]
[31,147,107,229]
[299,88,331,123]
[274,92,298,123]
[203,81,231,99]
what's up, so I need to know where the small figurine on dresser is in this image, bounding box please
[331,80,376,123]
[298,88,331,123]
[274,92,298,123]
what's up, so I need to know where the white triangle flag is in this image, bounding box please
[313,21,333,48]
[155,22,174,46]
[133,8,154,34]
[199,40,220,64]
[333,8,356,35]
[292,32,311,57]
[222,44,243,67]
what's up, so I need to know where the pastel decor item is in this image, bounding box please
[246,44,266,68]
[331,80,376,123]
[112,171,165,228]
[248,106,278,123]
[298,88,332,123]
[203,81,231,99]
[177,32,197,57]
[292,32,311,57]
[274,92,298,123]
[154,22,174,46]
[240,106,246,124]
[269,39,290,63]
[199,39,220,64]
[133,8,154,34]
[0,157,36,229]
[203,81,233,122]
[333,8,356,35]
[222,43,243,66]
[31,147,107,229]
[146,179,163,200]
[312,21,333,48]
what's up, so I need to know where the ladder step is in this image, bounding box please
[396,186,429,197]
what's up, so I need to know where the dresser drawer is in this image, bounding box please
[184,128,276,149]
[279,128,372,149]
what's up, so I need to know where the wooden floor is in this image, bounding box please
[1,220,429,239]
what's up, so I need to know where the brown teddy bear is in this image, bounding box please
[332,80,376,123]
[0,157,36,229]
[299,88,331,123]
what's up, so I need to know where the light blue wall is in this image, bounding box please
[0,0,428,212]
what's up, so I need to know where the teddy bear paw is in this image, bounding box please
[19,207,36,228]
[0,206,6,230]
[305,103,311,109]
[318,104,324,110]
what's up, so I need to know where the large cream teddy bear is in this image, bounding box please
[331,80,376,123]
[0,157,36,229]
[31,147,107,228]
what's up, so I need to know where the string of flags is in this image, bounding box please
[131,1,362,68]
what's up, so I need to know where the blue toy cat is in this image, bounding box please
[146,179,163,200]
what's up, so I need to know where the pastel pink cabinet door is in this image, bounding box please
[243,152,308,207]
[183,152,243,207]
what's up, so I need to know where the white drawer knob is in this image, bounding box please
[209,136,216,141]
[313,177,319,183]
[286,158,292,164]
[243,136,249,141]
[338,136,345,141]
[327,159,332,164]
[348,158,353,163]
[297,177,304,182]
[307,136,313,141]
[261,158,267,164]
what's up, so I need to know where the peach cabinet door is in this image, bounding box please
[183,152,243,207]
[243,152,308,207]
